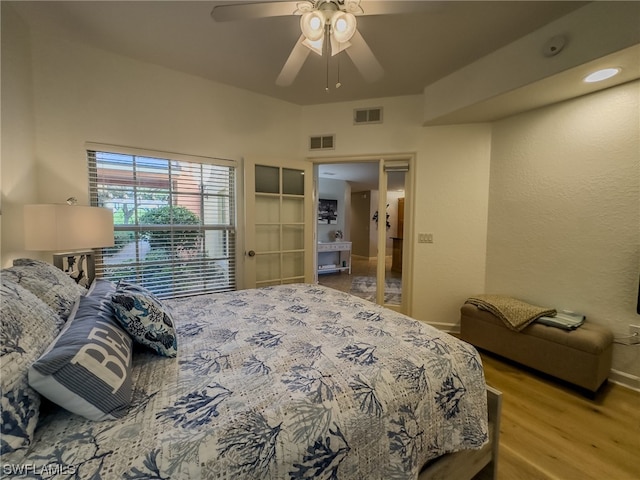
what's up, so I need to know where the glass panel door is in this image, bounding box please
[384,173,406,308]
[245,158,313,288]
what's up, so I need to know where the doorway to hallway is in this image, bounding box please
[314,155,413,313]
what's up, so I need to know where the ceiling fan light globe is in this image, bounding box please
[302,36,324,56]
[301,11,325,42]
[310,16,322,30]
[331,12,356,43]
[330,36,351,56]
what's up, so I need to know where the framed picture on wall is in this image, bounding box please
[318,199,338,224]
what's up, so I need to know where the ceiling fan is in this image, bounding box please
[211,1,430,87]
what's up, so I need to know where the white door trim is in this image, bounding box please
[310,152,415,316]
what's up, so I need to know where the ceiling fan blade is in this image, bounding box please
[345,30,383,83]
[211,1,301,22]
[359,1,446,16]
[276,35,311,86]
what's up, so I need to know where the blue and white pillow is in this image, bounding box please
[111,281,178,357]
[28,280,133,421]
[6,258,86,322]
[1,278,62,457]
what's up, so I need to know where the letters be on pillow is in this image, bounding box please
[29,292,133,421]
[75,321,130,392]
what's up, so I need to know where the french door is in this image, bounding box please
[316,156,413,314]
[376,159,411,313]
[244,157,314,288]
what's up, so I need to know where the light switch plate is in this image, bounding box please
[418,233,434,243]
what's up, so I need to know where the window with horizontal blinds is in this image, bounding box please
[88,148,237,298]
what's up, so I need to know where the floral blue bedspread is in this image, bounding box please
[14,284,488,479]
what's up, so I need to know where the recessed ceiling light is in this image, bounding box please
[584,68,621,83]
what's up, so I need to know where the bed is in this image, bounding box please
[1,259,500,479]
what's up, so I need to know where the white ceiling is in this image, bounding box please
[12,0,589,106]
[10,1,639,191]
[318,162,386,192]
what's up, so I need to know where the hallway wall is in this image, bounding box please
[350,191,373,257]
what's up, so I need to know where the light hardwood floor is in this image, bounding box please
[318,255,399,293]
[481,353,640,480]
[319,259,639,479]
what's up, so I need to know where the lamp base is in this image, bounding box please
[53,251,95,288]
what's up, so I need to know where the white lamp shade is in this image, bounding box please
[24,204,114,251]
[330,36,351,56]
[300,11,325,42]
[331,12,356,43]
[302,36,324,56]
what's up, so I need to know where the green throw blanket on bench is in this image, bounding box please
[465,294,556,331]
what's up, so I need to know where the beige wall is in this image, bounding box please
[300,96,424,157]
[413,125,492,330]
[487,81,640,380]
[350,191,372,257]
[301,101,492,328]
[1,5,41,264]
[27,31,302,208]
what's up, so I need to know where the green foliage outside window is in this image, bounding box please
[138,206,201,250]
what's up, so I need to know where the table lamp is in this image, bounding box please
[23,198,114,286]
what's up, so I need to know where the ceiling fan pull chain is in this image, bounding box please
[336,49,342,88]
[326,52,331,92]
[325,24,330,92]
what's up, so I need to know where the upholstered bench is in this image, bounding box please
[460,304,613,393]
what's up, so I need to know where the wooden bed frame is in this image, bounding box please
[418,386,502,480]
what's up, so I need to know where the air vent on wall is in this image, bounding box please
[354,107,383,125]
[309,134,335,151]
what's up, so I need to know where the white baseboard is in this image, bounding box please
[609,369,640,392]
[351,255,377,259]
[350,255,392,261]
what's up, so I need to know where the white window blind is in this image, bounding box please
[88,148,236,298]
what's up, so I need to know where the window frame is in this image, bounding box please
[87,143,238,298]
